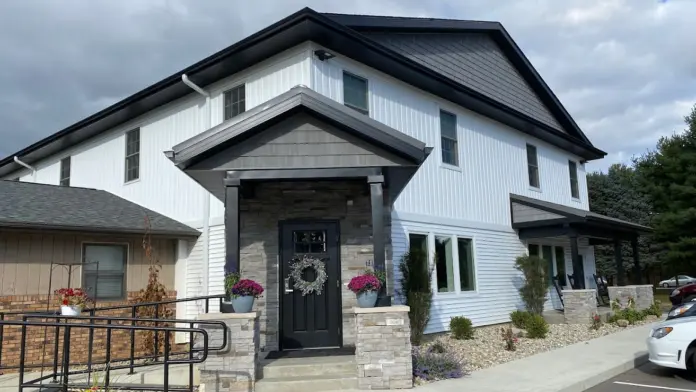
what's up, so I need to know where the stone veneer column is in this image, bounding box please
[562,289,597,324]
[608,285,638,308]
[197,312,260,392]
[354,306,412,390]
[633,285,654,310]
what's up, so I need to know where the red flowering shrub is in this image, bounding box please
[348,274,381,294]
[231,279,264,298]
[55,288,92,308]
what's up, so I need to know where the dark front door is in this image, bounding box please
[280,221,341,350]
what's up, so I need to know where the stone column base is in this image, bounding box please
[608,286,638,309]
[562,289,597,324]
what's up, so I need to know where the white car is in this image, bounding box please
[659,275,696,288]
[647,308,696,370]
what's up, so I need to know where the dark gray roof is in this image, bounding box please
[168,85,430,168]
[0,181,199,237]
[510,194,652,232]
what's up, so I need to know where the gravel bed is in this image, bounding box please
[422,319,655,373]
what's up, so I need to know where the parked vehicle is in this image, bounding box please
[666,302,696,321]
[647,316,696,370]
[669,284,696,305]
[660,275,696,288]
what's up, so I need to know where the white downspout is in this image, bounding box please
[13,156,36,181]
[182,74,212,304]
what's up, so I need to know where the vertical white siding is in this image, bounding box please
[185,235,205,320]
[207,224,226,313]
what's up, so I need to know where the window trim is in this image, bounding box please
[439,110,459,167]
[59,156,71,187]
[568,160,580,200]
[527,241,572,290]
[223,83,246,121]
[342,70,369,115]
[124,128,140,184]
[526,143,540,190]
[81,242,129,301]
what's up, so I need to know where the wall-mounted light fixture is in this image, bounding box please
[314,49,336,61]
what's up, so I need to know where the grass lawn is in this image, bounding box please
[654,288,673,311]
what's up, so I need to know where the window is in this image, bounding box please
[526,144,539,188]
[60,157,71,186]
[569,160,580,199]
[408,233,430,292]
[293,231,326,253]
[82,244,127,300]
[528,244,540,257]
[223,85,246,120]
[435,236,455,292]
[125,128,140,182]
[554,246,566,285]
[343,72,368,115]
[440,110,458,166]
[458,238,475,291]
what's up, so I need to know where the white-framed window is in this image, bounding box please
[223,84,246,120]
[82,243,127,300]
[435,236,456,292]
[440,110,458,166]
[342,71,369,115]
[528,243,567,286]
[60,157,71,186]
[457,238,475,291]
[526,144,539,189]
[125,128,140,183]
[569,160,580,199]
[408,232,476,294]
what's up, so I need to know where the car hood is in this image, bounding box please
[655,315,696,329]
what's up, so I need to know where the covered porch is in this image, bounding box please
[166,86,430,352]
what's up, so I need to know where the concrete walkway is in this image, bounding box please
[415,323,655,392]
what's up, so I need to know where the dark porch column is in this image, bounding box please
[224,176,241,275]
[631,236,641,284]
[615,239,625,286]
[368,175,386,290]
[569,234,585,289]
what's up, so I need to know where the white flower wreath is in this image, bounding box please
[290,255,328,296]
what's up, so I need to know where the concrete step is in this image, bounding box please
[260,355,355,379]
[255,374,358,392]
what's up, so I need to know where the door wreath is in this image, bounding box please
[289,255,328,296]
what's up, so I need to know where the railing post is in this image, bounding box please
[154,304,160,360]
[52,318,60,382]
[105,319,112,388]
[129,306,136,374]
[18,317,27,392]
[87,310,95,385]
[61,325,71,392]
[189,322,194,392]
[163,329,170,392]
[0,313,4,375]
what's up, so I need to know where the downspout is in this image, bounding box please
[13,156,36,181]
[182,74,212,301]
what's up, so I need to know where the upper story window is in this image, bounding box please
[343,71,368,115]
[125,128,140,183]
[526,144,539,188]
[223,84,246,121]
[60,157,71,186]
[440,110,458,166]
[83,243,127,300]
[569,160,580,199]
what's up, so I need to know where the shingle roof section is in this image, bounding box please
[0,181,199,237]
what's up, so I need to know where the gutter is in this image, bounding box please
[181,74,213,303]
[13,156,36,181]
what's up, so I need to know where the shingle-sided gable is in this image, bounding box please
[363,32,564,133]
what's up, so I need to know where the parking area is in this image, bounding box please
[586,362,696,391]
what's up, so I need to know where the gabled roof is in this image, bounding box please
[0,8,604,178]
[0,181,199,237]
[167,85,430,168]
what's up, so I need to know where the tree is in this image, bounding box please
[587,164,655,280]
[634,104,696,275]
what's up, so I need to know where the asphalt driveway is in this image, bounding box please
[586,361,696,391]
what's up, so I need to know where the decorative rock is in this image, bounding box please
[616,319,629,328]
[511,327,526,338]
[562,289,598,324]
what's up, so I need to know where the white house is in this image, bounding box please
[0,8,649,353]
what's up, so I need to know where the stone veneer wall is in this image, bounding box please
[608,285,653,310]
[197,312,260,392]
[239,181,392,351]
[562,289,597,324]
[354,306,412,389]
[634,285,655,310]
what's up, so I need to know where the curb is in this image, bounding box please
[558,351,649,392]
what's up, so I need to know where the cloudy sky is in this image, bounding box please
[1,0,694,172]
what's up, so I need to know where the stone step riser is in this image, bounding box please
[255,377,358,392]
[261,362,356,379]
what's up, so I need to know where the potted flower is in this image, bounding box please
[348,273,382,308]
[221,272,240,313]
[55,288,91,316]
[230,279,264,313]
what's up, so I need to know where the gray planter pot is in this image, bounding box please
[220,300,235,313]
[356,291,379,308]
[231,295,255,313]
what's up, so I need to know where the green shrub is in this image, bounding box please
[514,255,548,315]
[646,301,663,318]
[525,314,549,339]
[450,316,474,340]
[429,340,447,354]
[398,249,433,346]
[510,310,533,329]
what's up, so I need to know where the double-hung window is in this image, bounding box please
[82,243,127,300]
[569,160,580,199]
[526,144,540,188]
[125,128,140,183]
[343,72,369,115]
[440,110,458,166]
[60,157,71,186]
[411,233,476,294]
[223,85,246,120]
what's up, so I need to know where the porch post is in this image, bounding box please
[569,234,585,289]
[224,176,241,275]
[368,175,386,291]
[615,239,625,286]
[631,236,641,284]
